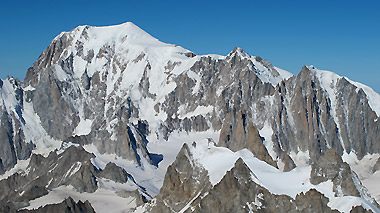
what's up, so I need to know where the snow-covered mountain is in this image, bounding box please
[0,22,379,212]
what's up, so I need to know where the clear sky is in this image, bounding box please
[1,0,379,92]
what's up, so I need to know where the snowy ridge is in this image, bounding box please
[228,47,294,86]
[310,65,380,117]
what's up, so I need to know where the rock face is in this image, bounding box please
[266,66,343,163]
[309,149,379,209]
[372,157,380,173]
[151,143,211,212]
[310,149,368,198]
[0,79,34,175]
[333,77,380,159]
[349,206,374,213]
[218,111,277,168]
[0,146,97,209]
[99,162,132,183]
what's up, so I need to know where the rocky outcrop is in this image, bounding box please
[278,150,297,172]
[160,49,276,138]
[0,144,149,211]
[334,78,380,159]
[116,189,147,206]
[350,206,373,213]
[270,66,343,163]
[99,162,131,183]
[373,157,380,173]
[218,111,277,168]
[0,146,98,209]
[27,68,80,141]
[0,79,34,175]
[311,149,360,197]
[150,143,211,212]
[294,189,339,213]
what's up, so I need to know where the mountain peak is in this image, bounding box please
[52,21,162,50]
[228,47,250,58]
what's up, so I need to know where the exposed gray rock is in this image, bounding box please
[27,67,80,141]
[0,110,17,174]
[310,149,360,197]
[218,110,277,168]
[350,205,373,213]
[334,78,380,159]
[294,189,339,213]
[150,143,211,212]
[0,145,98,210]
[66,161,98,193]
[278,150,297,172]
[0,78,34,175]
[99,162,131,183]
[116,189,147,206]
[159,49,275,138]
[270,66,343,163]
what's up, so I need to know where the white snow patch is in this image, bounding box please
[146,130,220,181]
[23,85,35,91]
[188,139,334,198]
[56,142,80,155]
[274,66,294,80]
[52,64,69,81]
[178,191,201,213]
[0,159,30,180]
[178,105,213,119]
[186,70,201,94]
[289,150,310,167]
[73,119,93,136]
[0,79,18,111]
[250,56,293,86]
[62,162,82,180]
[84,143,162,197]
[259,121,277,161]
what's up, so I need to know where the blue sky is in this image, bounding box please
[1,0,379,92]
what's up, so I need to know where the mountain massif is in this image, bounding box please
[0,22,379,212]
